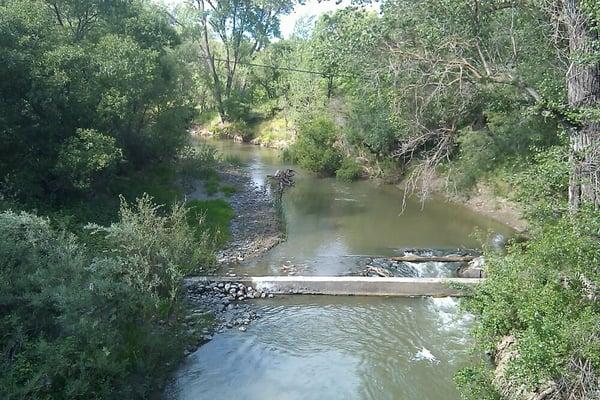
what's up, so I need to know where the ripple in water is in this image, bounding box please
[165,296,474,400]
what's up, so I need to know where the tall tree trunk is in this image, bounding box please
[565,0,600,210]
[198,0,227,122]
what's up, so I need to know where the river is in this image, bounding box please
[166,139,513,400]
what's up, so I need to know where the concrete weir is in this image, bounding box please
[185,276,482,297]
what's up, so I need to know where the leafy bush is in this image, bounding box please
[454,365,501,400]
[0,199,213,400]
[511,146,569,224]
[177,144,219,179]
[336,157,362,181]
[53,128,123,191]
[212,120,252,141]
[460,211,600,397]
[87,194,215,301]
[288,114,343,176]
[449,111,560,191]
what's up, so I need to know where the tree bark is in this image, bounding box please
[564,0,600,210]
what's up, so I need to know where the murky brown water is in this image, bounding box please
[166,139,512,400]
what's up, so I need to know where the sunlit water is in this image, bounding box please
[166,139,513,400]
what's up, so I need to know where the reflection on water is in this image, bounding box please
[170,139,507,400]
[201,139,513,276]
[166,296,474,400]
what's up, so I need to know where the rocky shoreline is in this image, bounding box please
[188,162,284,265]
[182,160,285,354]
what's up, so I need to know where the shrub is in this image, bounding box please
[511,146,569,224]
[177,144,218,179]
[0,203,210,400]
[87,194,215,296]
[336,157,362,181]
[53,128,123,191]
[289,114,343,176]
[460,211,600,398]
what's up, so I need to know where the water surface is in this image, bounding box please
[168,139,512,399]
[209,139,513,276]
[168,296,474,400]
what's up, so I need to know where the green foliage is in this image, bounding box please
[185,199,234,248]
[454,365,501,400]
[219,185,238,197]
[177,144,219,179]
[449,101,560,191]
[0,0,193,203]
[511,146,570,224]
[54,128,123,191]
[87,195,215,295]
[336,157,362,182]
[0,200,214,400]
[462,211,600,393]
[289,114,343,176]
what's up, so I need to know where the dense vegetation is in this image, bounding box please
[183,0,600,398]
[0,0,230,398]
[1,0,599,398]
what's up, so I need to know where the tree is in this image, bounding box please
[0,0,192,202]
[188,0,294,121]
[563,0,600,210]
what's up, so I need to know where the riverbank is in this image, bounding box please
[179,156,285,354]
[187,162,284,265]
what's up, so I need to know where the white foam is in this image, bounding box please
[428,297,473,332]
[408,261,453,278]
[413,347,440,363]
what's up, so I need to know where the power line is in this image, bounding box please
[163,10,358,79]
[204,56,357,79]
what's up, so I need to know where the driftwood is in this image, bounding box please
[389,255,476,263]
[267,169,295,200]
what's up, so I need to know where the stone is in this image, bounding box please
[268,293,274,298]
[457,256,486,278]
[238,326,247,332]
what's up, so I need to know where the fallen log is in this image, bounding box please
[389,255,477,263]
